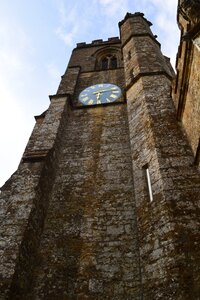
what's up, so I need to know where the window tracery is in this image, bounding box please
[93,47,121,71]
[101,54,118,70]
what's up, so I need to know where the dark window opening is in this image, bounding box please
[110,56,117,69]
[102,58,109,70]
[100,55,118,70]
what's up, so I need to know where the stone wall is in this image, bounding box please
[120,12,200,299]
[0,162,43,299]
[173,4,200,166]
[180,43,200,155]
[126,75,200,299]
[0,95,69,299]
[24,104,142,300]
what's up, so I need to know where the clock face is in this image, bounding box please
[79,83,122,105]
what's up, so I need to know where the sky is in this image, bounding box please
[0,0,180,187]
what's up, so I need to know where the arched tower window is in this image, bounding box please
[100,55,118,70]
[102,57,109,70]
[94,47,122,70]
[110,56,117,68]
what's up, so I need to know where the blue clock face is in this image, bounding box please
[79,83,122,105]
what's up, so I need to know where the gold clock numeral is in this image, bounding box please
[91,86,95,89]
[88,99,94,105]
[98,84,104,87]
[113,90,120,94]
[80,94,87,97]
[106,98,111,102]
[97,100,101,104]
[82,97,89,102]
[110,94,118,99]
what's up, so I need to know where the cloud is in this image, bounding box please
[47,62,61,79]
[150,0,177,14]
[132,0,179,67]
[133,0,177,15]
[55,24,79,46]
[54,0,80,46]
[0,75,34,187]
[149,0,179,67]
[0,21,34,76]
[98,0,129,16]
[0,19,36,186]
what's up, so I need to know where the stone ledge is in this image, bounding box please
[22,150,49,162]
[125,70,173,91]
[121,32,160,49]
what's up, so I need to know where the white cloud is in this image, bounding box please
[150,0,179,67]
[98,0,128,16]
[133,0,177,15]
[0,20,36,186]
[54,0,80,45]
[132,0,179,67]
[0,77,34,187]
[150,0,177,14]
[0,22,34,76]
[47,62,61,79]
[55,24,79,46]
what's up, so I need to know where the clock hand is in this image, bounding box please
[93,88,117,94]
[96,92,101,104]
[96,92,101,100]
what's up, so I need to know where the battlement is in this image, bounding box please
[119,12,152,27]
[76,36,120,48]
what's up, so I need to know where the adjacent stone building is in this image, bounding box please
[0,4,200,300]
[173,0,200,167]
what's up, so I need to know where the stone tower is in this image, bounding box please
[1,12,200,300]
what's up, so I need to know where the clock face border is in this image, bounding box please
[78,83,122,106]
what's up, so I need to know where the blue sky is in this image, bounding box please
[0,0,179,186]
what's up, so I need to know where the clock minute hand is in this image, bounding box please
[93,88,117,94]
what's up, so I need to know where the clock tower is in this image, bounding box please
[1,12,200,300]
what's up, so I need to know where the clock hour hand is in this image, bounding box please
[95,92,101,104]
[96,92,101,99]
